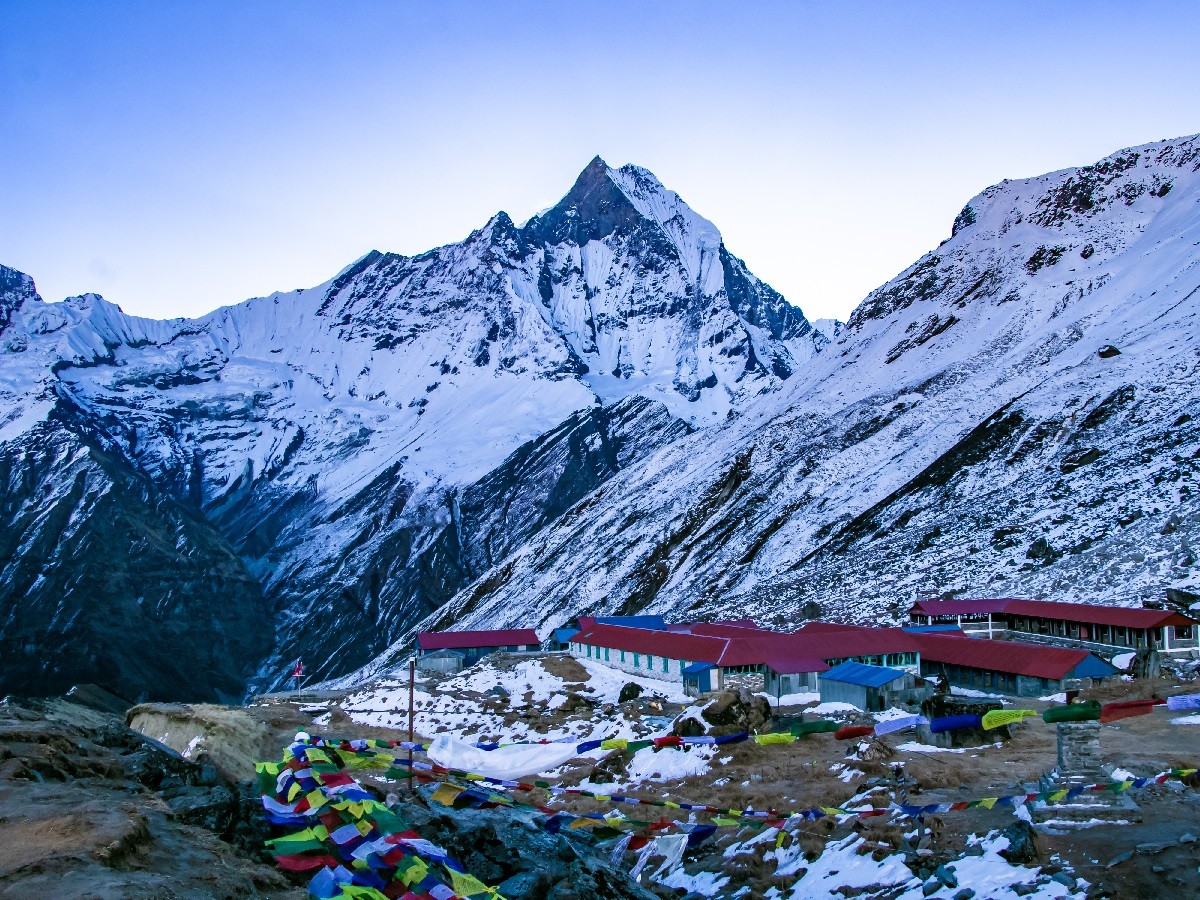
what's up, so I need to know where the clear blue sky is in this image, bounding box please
[2,2,1198,322]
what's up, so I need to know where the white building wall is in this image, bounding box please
[569,642,689,684]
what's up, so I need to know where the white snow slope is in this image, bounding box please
[0,157,821,692]
[396,134,1200,654]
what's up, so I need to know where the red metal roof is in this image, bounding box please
[417,629,540,651]
[908,599,1013,617]
[572,623,730,664]
[909,598,1195,629]
[1000,599,1194,629]
[796,625,920,658]
[690,623,767,639]
[913,633,1097,680]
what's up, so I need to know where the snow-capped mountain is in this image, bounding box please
[0,158,819,698]
[397,134,1200,654]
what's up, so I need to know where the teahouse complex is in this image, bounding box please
[417,599,1197,705]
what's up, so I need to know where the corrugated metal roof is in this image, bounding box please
[910,598,1196,629]
[1001,599,1194,629]
[913,633,1108,680]
[573,623,730,663]
[417,629,540,651]
[820,661,907,688]
[908,599,1012,617]
[595,615,666,630]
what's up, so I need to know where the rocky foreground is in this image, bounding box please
[0,685,661,898]
[5,662,1200,898]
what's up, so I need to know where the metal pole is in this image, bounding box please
[408,656,416,793]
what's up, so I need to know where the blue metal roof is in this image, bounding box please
[553,627,579,644]
[902,624,963,634]
[596,615,666,631]
[683,662,716,675]
[820,660,907,688]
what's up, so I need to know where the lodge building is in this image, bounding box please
[908,599,1200,657]
[416,598,1171,708]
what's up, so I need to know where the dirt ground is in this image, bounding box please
[217,658,1200,898]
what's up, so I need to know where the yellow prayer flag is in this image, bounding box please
[448,870,494,896]
[305,789,328,811]
[753,732,796,745]
[981,709,1037,730]
[431,784,465,807]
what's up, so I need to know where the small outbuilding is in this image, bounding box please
[818,661,927,712]
[547,627,580,652]
[682,662,717,697]
[416,628,541,666]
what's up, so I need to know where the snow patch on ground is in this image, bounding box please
[895,741,965,754]
[657,868,730,897]
[576,657,691,704]
[809,702,859,716]
[1171,714,1200,725]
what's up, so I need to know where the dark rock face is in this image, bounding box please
[0,155,814,697]
[999,820,1041,864]
[0,421,271,703]
[524,156,648,247]
[0,265,37,334]
[259,396,691,687]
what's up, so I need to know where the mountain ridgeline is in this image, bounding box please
[0,157,816,700]
[2,138,1199,700]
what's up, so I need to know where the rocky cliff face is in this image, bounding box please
[7,136,1198,697]
[0,158,813,696]
[0,415,270,703]
[415,134,1200,641]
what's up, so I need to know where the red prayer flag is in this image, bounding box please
[834,725,876,741]
[1100,698,1162,723]
[273,852,340,871]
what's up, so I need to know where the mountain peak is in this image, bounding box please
[522,156,642,246]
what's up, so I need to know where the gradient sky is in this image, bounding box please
[2,2,1198,324]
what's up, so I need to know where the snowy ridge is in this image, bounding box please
[0,157,818,694]
[404,133,1200,647]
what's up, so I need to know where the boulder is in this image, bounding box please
[672,715,708,738]
[588,751,631,785]
[690,689,770,737]
[618,682,643,703]
[998,820,1040,864]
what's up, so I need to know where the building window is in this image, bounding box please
[1176,624,1195,641]
[662,657,669,673]
[645,654,653,669]
[604,648,610,661]
[634,653,640,667]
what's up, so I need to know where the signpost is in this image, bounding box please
[408,657,416,793]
